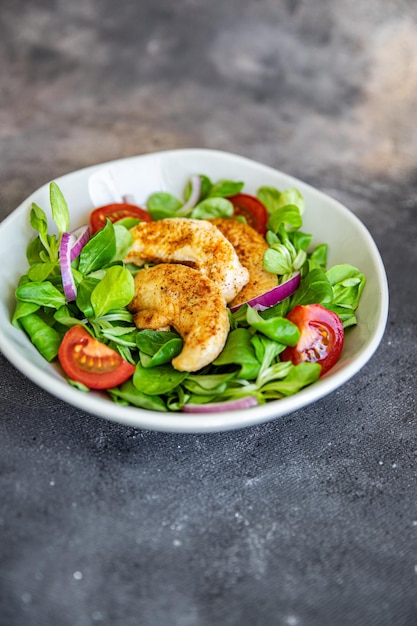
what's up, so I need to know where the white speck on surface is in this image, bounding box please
[146,39,161,55]
[379,461,384,465]
[50,480,55,486]
[73,571,83,580]
[173,539,182,546]
[21,592,32,604]
[414,565,417,574]
[91,611,104,621]
[285,615,300,625]
[244,476,261,487]
[412,520,417,526]
[392,463,397,468]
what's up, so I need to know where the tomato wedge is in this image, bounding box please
[90,203,152,234]
[280,304,344,376]
[227,193,268,235]
[58,326,135,389]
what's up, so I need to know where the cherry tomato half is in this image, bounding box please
[89,203,152,234]
[280,304,344,376]
[227,193,268,235]
[58,326,135,389]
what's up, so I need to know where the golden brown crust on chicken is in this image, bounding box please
[128,264,229,372]
[209,218,278,307]
[125,218,249,303]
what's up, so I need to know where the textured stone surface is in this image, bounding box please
[1,1,417,625]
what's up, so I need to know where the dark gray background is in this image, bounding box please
[1,1,417,625]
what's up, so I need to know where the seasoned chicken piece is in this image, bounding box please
[125,218,249,303]
[128,264,230,372]
[210,218,278,307]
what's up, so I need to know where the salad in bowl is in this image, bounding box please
[0,150,388,432]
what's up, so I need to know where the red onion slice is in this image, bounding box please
[59,232,77,302]
[122,193,136,204]
[230,271,301,313]
[182,395,258,413]
[69,225,91,262]
[180,174,201,213]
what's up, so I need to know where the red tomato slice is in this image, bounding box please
[227,193,268,235]
[280,304,344,376]
[58,326,135,389]
[90,203,152,234]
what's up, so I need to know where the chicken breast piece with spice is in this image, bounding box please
[128,263,230,372]
[125,218,249,303]
[210,218,278,307]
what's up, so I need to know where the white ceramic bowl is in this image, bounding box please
[0,149,389,433]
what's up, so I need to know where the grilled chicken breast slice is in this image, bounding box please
[128,264,229,372]
[125,218,249,303]
[210,218,278,307]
